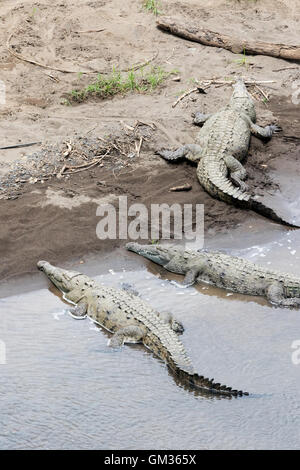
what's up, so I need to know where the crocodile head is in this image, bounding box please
[230,78,256,122]
[126,242,180,266]
[37,260,90,293]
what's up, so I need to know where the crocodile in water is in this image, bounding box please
[37,260,249,397]
[126,242,300,308]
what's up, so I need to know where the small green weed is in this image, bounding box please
[235,48,249,67]
[143,0,162,16]
[68,66,177,103]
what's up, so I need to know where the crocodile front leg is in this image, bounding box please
[193,112,212,126]
[108,325,146,348]
[266,282,300,308]
[156,144,202,163]
[224,155,248,192]
[170,263,206,288]
[250,123,281,139]
[69,301,88,319]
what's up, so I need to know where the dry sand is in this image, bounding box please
[0,0,299,282]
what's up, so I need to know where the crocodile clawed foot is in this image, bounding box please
[155,148,167,155]
[193,112,207,126]
[121,282,140,297]
[155,148,172,159]
[266,124,282,137]
[155,148,167,157]
[230,178,249,193]
[239,181,249,193]
[171,319,185,335]
[270,124,282,133]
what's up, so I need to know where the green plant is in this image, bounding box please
[235,48,249,67]
[68,65,176,103]
[144,0,161,16]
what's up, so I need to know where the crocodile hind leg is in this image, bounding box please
[120,282,140,297]
[193,112,212,126]
[156,144,202,163]
[171,264,206,289]
[224,155,248,192]
[266,282,300,308]
[108,325,146,348]
[69,301,88,319]
[157,311,184,334]
[250,123,281,139]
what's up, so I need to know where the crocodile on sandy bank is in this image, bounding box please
[126,242,300,308]
[37,260,248,397]
[156,79,298,227]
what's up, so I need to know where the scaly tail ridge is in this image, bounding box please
[172,365,249,397]
[250,198,299,228]
[197,157,299,228]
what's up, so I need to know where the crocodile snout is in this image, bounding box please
[37,260,48,270]
[126,242,140,252]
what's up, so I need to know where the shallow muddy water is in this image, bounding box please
[1,223,300,449]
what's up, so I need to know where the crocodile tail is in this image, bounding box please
[171,364,249,397]
[164,345,248,397]
[249,198,300,228]
[197,157,299,228]
[144,325,248,398]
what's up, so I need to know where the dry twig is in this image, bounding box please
[169,183,192,192]
[75,29,105,33]
[0,142,41,150]
[6,32,97,74]
[136,137,143,157]
[7,31,158,75]
[172,87,206,108]
[254,85,269,102]
[57,154,107,177]
[122,50,159,72]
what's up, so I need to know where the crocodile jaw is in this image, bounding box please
[230,79,256,121]
[37,260,82,293]
[126,242,171,266]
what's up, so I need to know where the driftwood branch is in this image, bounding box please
[157,17,300,61]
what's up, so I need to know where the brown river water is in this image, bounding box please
[1,218,300,450]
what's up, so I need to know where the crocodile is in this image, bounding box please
[126,242,300,308]
[156,79,298,227]
[37,260,248,397]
